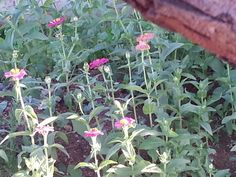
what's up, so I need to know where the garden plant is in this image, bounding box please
[0,0,235,177]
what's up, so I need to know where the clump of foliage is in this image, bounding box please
[0,0,234,177]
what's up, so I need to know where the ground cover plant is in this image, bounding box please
[0,0,235,177]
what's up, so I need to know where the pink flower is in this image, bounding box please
[136,33,155,42]
[115,117,135,129]
[35,125,54,136]
[84,128,104,137]
[89,58,109,70]
[135,41,150,51]
[47,17,65,28]
[4,68,27,80]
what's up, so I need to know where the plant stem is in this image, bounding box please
[127,55,138,123]
[78,102,85,115]
[85,72,95,110]
[66,72,70,93]
[112,0,134,46]
[112,0,127,34]
[101,70,110,100]
[227,63,235,113]
[85,71,100,128]
[16,80,33,143]
[163,162,167,177]
[141,52,153,127]
[108,73,115,102]
[178,99,182,129]
[141,52,148,89]
[47,83,53,118]
[44,134,50,176]
[92,137,101,177]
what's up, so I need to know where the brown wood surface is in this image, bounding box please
[124,0,236,65]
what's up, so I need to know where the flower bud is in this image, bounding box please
[72,16,79,22]
[125,52,130,60]
[83,63,89,72]
[103,66,110,74]
[12,50,19,59]
[45,76,51,84]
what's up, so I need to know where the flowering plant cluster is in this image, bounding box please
[135,32,155,51]
[89,58,109,70]
[47,17,65,28]
[0,1,232,177]
[115,117,135,129]
[4,68,27,80]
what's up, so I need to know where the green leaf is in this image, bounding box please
[24,105,37,119]
[143,100,156,115]
[66,165,83,177]
[98,160,117,170]
[48,131,69,145]
[38,116,58,126]
[200,122,213,136]
[120,84,147,94]
[129,129,144,141]
[222,112,236,124]
[66,114,80,120]
[0,149,8,162]
[89,106,106,121]
[107,164,133,176]
[0,131,31,145]
[71,119,88,136]
[49,143,69,157]
[141,164,162,173]
[214,169,230,177]
[0,101,7,115]
[230,144,236,151]
[167,129,178,138]
[26,31,48,40]
[106,143,121,160]
[74,162,95,170]
[12,171,31,177]
[15,109,23,123]
[139,137,165,150]
[168,158,190,172]
[160,42,183,60]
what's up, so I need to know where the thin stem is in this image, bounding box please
[112,0,127,34]
[16,81,35,146]
[141,52,153,127]
[16,81,30,130]
[163,163,167,177]
[47,83,53,118]
[108,73,115,101]
[127,56,138,123]
[178,99,182,129]
[227,63,235,113]
[101,70,110,100]
[85,72,100,128]
[85,72,95,110]
[79,102,85,115]
[112,0,134,46]
[92,137,101,177]
[134,9,143,34]
[66,72,70,93]
[44,134,50,176]
[141,52,148,89]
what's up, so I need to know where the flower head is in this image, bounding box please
[89,58,109,70]
[135,41,150,51]
[136,33,155,42]
[35,125,54,136]
[115,117,135,129]
[84,128,104,137]
[4,68,27,80]
[47,17,65,28]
